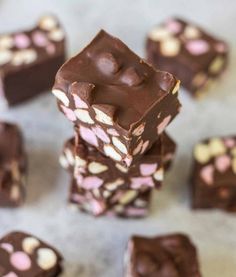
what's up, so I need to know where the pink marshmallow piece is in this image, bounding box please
[90,200,106,215]
[79,126,98,147]
[10,251,31,271]
[3,273,18,277]
[157,115,171,135]
[125,208,147,217]
[73,94,88,109]
[215,155,231,172]
[200,165,214,185]
[0,243,14,253]
[215,42,228,53]
[186,39,209,55]
[140,163,158,176]
[14,33,30,49]
[92,126,110,143]
[32,31,48,47]
[131,177,155,189]
[166,19,182,33]
[71,193,86,204]
[107,128,119,136]
[224,138,235,148]
[81,176,103,190]
[60,105,76,122]
[46,43,56,55]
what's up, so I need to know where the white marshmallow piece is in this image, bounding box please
[52,89,69,107]
[93,107,113,125]
[88,162,108,174]
[37,248,57,270]
[74,109,94,124]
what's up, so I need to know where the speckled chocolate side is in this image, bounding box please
[60,132,177,191]
[73,134,164,191]
[53,30,180,167]
[0,15,66,106]
[146,17,229,97]
[125,233,201,277]
[69,177,152,218]
[192,135,236,211]
[0,231,63,276]
[0,122,27,207]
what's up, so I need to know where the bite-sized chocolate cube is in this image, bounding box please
[69,177,152,218]
[0,122,27,207]
[192,136,236,211]
[53,30,180,167]
[60,132,176,176]
[125,233,201,277]
[0,231,63,276]
[146,17,229,98]
[73,134,166,191]
[0,15,66,107]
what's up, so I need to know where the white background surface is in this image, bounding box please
[0,0,236,276]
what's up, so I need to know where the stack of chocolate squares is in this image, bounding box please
[52,30,181,218]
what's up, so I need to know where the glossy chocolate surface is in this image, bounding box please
[126,234,201,277]
[53,30,180,167]
[54,30,180,130]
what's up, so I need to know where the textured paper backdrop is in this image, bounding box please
[0,0,236,276]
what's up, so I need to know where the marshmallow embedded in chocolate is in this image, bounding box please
[121,67,143,86]
[96,52,121,74]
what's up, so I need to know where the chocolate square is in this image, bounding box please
[146,17,229,97]
[0,231,62,276]
[53,30,180,167]
[125,233,201,277]
[0,15,66,106]
[69,177,152,218]
[60,132,176,191]
[192,136,236,211]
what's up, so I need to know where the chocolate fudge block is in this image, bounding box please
[0,15,66,107]
[69,177,152,217]
[0,231,62,276]
[192,136,236,211]
[0,122,27,207]
[60,132,176,175]
[53,30,181,167]
[125,233,201,277]
[75,134,165,190]
[146,17,229,97]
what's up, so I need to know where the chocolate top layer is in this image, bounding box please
[130,234,201,277]
[54,30,179,130]
[147,17,229,71]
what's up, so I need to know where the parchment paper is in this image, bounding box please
[0,0,236,276]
